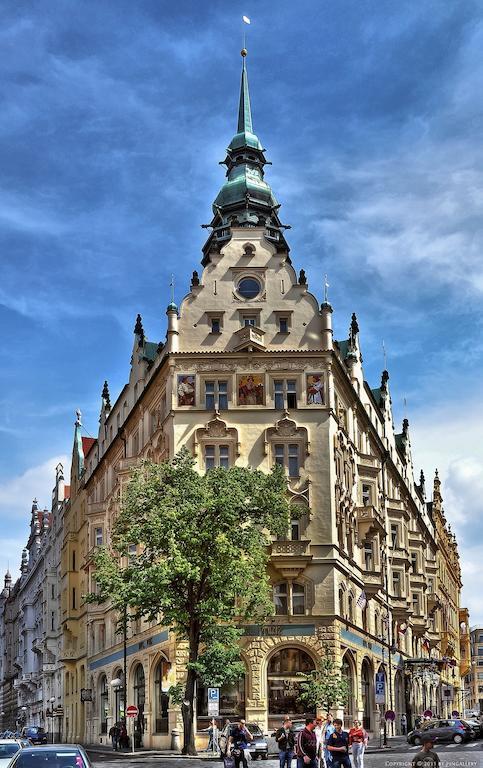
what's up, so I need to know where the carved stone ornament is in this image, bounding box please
[195,414,240,455]
[265,416,309,456]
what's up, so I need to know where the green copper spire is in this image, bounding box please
[237,51,253,134]
[202,50,290,264]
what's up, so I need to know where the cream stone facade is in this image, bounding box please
[0,54,469,746]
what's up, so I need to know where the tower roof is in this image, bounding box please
[202,50,288,263]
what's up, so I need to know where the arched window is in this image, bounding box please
[339,587,346,619]
[99,675,108,734]
[267,648,315,729]
[341,654,355,728]
[273,582,306,616]
[133,664,146,737]
[348,592,355,623]
[153,659,170,734]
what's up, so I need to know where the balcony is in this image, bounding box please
[59,645,80,663]
[231,325,266,353]
[270,539,312,579]
[356,506,385,539]
[411,615,430,637]
[361,569,383,598]
[43,663,56,674]
[391,596,412,622]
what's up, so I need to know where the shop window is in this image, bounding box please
[197,677,245,730]
[267,648,315,727]
[205,444,230,471]
[154,660,170,733]
[205,381,228,410]
[274,380,297,410]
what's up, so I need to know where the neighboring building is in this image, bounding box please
[76,51,467,748]
[0,470,65,734]
[466,627,483,714]
[60,413,94,743]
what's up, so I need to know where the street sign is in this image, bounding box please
[126,705,138,718]
[385,710,396,722]
[452,710,460,717]
[208,687,220,717]
[423,709,433,718]
[375,672,385,705]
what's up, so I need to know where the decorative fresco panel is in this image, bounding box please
[177,375,195,406]
[237,374,264,405]
[306,373,324,405]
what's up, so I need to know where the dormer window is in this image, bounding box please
[211,318,221,334]
[279,318,288,333]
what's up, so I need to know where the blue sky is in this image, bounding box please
[1,0,482,621]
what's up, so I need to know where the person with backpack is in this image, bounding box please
[274,717,295,768]
[228,718,253,768]
[296,717,318,768]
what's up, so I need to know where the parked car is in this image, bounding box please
[0,740,24,768]
[7,745,93,768]
[219,723,269,759]
[462,719,482,739]
[19,728,47,746]
[407,719,472,745]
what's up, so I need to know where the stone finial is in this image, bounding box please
[134,314,145,345]
[381,370,389,388]
[101,380,111,410]
[298,269,307,285]
[191,270,200,287]
[75,409,82,426]
[350,312,359,338]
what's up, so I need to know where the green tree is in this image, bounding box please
[88,449,290,754]
[297,647,349,716]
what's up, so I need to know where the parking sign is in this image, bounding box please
[208,687,220,716]
[375,672,385,704]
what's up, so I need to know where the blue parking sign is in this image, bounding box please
[208,687,220,715]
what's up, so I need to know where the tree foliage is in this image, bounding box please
[88,448,290,753]
[297,647,349,716]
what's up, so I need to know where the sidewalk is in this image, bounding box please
[84,744,220,759]
[366,735,408,753]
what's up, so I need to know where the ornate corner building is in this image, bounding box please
[0,53,470,743]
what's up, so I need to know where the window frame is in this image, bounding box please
[273,378,298,410]
[204,443,231,471]
[273,442,301,478]
[273,581,307,616]
[204,379,229,411]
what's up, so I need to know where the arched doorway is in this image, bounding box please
[361,659,372,730]
[133,664,146,746]
[341,652,356,729]
[153,659,170,734]
[99,675,108,734]
[267,647,315,729]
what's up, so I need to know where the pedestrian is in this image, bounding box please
[108,723,120,751]
[323,714,335,766]
[274,717,295,768]
[326,719,350,768]
[411,734,440,768]
[314,717,324,766]
[119,720,128,750]
[348,720,368,768]
[295,717,318,768]
[228,718,253,768]
[401,714,407,736]
[206,718,218,752]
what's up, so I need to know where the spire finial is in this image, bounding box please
[238,45,253,134]
[324,274,330,304]
[101,380,111,410]
[170,274,175,305]
[75,409,82,426]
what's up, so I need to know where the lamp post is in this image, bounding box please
[49,698,56,744]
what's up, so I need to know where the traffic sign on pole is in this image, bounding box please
[208,688,220,717]
[126,705,138,718]
[375,672,385,705]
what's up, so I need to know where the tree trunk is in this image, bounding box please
[181,620,200,755]
[181,665,198,755]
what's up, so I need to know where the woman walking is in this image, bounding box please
[348,720,368,768]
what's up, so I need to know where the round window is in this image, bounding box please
[237,277,261,299]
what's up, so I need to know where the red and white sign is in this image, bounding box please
[126,705,138,718]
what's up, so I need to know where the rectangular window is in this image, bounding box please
[390,523,398,548]
[411,552,418,572]
[72,588,76,610]
[291,519,300,541]
[72,551,76,571]
[274,379,297,410]
[51,612,55,631]
[244,316,256,327]
[292,584,305,615]
[95,527,103,546]
[211,318,221,334]
[392,571,401,597]
[279,318,288,333]
[128,544,137,559]
[362,483,372,506]
[204,445,230,471]
[288,444,299,477]
[364,542,373,571]
[274,444,285,467]
[51,585,55,600]
[274,585,288,615]
[412,593,419,615]
[204,380,228,410]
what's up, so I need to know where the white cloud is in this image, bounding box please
[0,454,69,520]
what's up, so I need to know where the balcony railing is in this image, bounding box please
[270,539,312,578]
